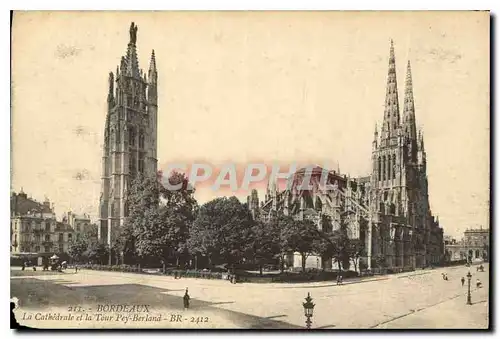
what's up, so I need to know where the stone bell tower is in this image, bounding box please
[98,22,158,250]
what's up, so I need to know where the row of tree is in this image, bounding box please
[70,172,369,273]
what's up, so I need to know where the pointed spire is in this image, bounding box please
[403,59,418,145]
[125,22,140,79]
[267,176,277,195]
[149,49,157,72]
[148,49,157,84]
[380,39,400,142]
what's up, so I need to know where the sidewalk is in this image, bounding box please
[374,286,489,329]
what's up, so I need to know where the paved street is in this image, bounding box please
[11,264,489,329]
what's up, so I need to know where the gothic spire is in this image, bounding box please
[380,39,400,141]
[403,60,417,141]
[147,49,158,105]
[148,49,157,83]
[125,22,140,79]
[149,49,156,72]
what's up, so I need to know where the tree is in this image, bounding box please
[124,171,198,267]
[270,212,297,273]
[68,223,100,264]
[348,240,365,273]
[112,221,136,265]
[68,238,88,264]
[83,223,99,241]
[314,213,351,272]
[247,219,281,275]
[187,196,254,268]
[282,219,319,272]
[84,242,109,265]
[121,173,161,264]
[160,171,197,267]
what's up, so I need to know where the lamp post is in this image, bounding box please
[302,292,315,330]
[466,271,472,305]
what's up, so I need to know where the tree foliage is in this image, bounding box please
[68,223,101,263]
[68,238,88,263]
[188,196,254,267]
[120,171,197,266]
[281,218,318,272]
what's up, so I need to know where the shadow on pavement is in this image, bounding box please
[11,278,300,329]
[265,314,287,319]
[315,324,336,329]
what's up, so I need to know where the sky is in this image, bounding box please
[11,11,489,239]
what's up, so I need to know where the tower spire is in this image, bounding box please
[149,49,157,73]
[125,22,140,79]
[403,60,417,141]
[380,39,400,143]
[147,49,158,105]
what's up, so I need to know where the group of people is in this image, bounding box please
[460,276,482,288]
[21,262,36,271]
[443,271,484,289]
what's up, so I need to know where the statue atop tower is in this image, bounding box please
[129,22,138,44]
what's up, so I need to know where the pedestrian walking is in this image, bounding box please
[183,288,190,310]
[75,264,78,273]
[337,274,343,285]
[461,277,465,286]
[476,279,482,288]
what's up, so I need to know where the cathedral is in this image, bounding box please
[98,23,158,247]
[248,41,444,271]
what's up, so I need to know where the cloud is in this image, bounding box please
[417,47,462,64]
[55,44,82,59]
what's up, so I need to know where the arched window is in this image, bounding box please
[382,156,386,181]
[387,154,391,180]
[138,159,144,174]
[129,127,135,146]
[378,156,382,181]
[390,203,396,215]
[139,131,145,149]
[392,154,397,179]
[129,153,136,176]
[124,201,129,217]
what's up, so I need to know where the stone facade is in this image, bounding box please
[10,190,74,255]
[98,22,158,247]
[65,212,92,242]
[445,228,489,263]
[248,41,444,271]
